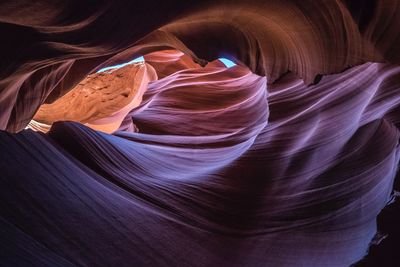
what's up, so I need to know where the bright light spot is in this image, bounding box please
[218,58,236,68]
[97,56,145,73]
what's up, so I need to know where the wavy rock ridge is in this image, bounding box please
[1,1,400,266]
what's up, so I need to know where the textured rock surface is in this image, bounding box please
[0,1,400,267]
[31,62,155,133]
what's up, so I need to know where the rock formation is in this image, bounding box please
[0,1,400,266]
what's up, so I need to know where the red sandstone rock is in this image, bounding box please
[0,1,400,267]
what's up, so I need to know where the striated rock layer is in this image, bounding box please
[0,1,400,266]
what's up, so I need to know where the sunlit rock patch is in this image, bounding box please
[30,61,153,133]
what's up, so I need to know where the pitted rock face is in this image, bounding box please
[35,64,142,123]
[31,62,156,133]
